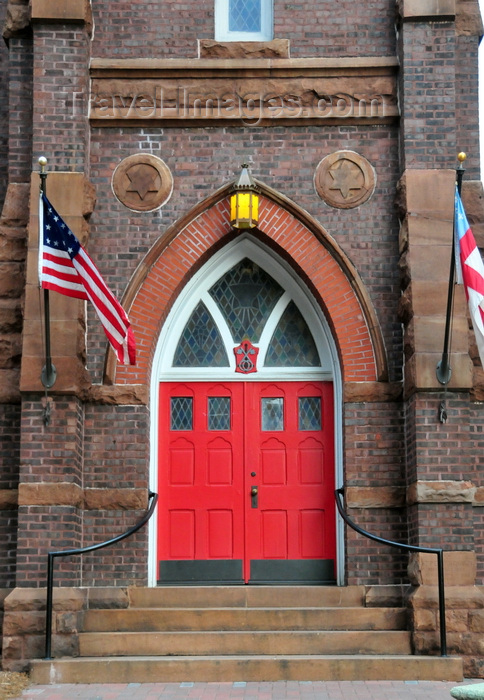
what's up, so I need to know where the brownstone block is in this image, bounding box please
[457,0,484,36]
[31,0,88,22]
[398,0,456,20]
[470,608,484,632]
[0,489,18,509]
[412,608,436,631]
[82,384,148,405]
[346,486,406,509]
[87,588,129,610]
[405,214,453,247]
[398,281,467,322]
[19,355,91,394]
[0,184,30,226]
[199,39,290,59]
[398,169,455,219]
[461,180,484,244]
[407,481,475,506]
[3,611,45,636]
[408,551,477,586]
[0,369,21,403]
[83,488,148,511]
[404,315,469,357]
[404,352,473,393]
[0,262,25,298]
[18,482,83,508]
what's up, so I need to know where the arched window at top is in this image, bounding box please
[215,0,274,42]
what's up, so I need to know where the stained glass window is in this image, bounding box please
[261,397,284,431]
[173,302,230,367]
[299,397,322,431]
[209,259,284,343]
[208,397,231,431]
[171,397,193,430]
[265,301,321,367]
[229,0,261,32]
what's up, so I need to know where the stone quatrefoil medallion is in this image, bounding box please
[112,154,173,212]
[314,150,376,209]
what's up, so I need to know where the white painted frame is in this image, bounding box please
[215,0,274,42]
[148,235,344,586]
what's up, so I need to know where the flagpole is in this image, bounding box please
[436,152,466,386]
[38,156,57,389]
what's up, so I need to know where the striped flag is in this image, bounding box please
[455,188,484,368]
[39,192,136,365]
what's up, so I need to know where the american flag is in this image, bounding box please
[39,192,136,366]
[455,188,484,368]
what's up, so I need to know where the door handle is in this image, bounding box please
[251,485,258,508]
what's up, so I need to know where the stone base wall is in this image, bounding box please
[408,552,484,678]
[2,586,129,672]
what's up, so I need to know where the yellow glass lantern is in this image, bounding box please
[230,164,260,229]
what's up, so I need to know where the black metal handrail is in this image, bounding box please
[44,490,158,660]
[335,486,447,656]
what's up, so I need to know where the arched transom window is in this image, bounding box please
[159,239,334,381]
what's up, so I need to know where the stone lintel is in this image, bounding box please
[89,57,399,126]
[408,551,477,586]
[17,483,148,510]
[407,480,476,505]
[343,381,402,403]
[346,486,406,509]
[398,0,456,21]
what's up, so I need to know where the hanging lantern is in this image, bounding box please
[230,163,260,229]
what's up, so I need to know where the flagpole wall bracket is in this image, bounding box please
[436,359,451,386]
[41,363,57,389]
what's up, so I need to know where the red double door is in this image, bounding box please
[157,381,335,584]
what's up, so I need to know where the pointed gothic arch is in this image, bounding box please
[106,181,388,386]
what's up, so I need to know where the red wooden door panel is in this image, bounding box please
[158,381,335,584]
[244,382,335,583]
[157,382,245,583]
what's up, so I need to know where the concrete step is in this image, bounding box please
[128,585,367,609]
[30,655,464,684]
[79,629,412,657]
[82,606,407,633]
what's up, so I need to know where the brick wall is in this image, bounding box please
[32,25,90,173]
[399,22,457,170]
[91,0,396,59]
[89,125,402,384]
[7,37,33,184]
[0,0,9,211]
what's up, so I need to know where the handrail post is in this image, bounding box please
[335,487,447,657]
[44,491,158,660]
[45,553,54,660]
[437,549,447,656]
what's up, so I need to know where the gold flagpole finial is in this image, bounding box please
[38,156,47,171]
[457,152,467,164]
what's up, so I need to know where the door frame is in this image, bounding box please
[148,235,344,585]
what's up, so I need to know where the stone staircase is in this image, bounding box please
[29,585,463,684]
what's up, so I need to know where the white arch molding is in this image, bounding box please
[148,235,344,585]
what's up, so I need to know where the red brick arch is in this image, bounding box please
[109,184,387,385]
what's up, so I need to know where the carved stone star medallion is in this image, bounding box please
[314,151,376,209]
[112,154,173,212]
[126,164,160,200]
